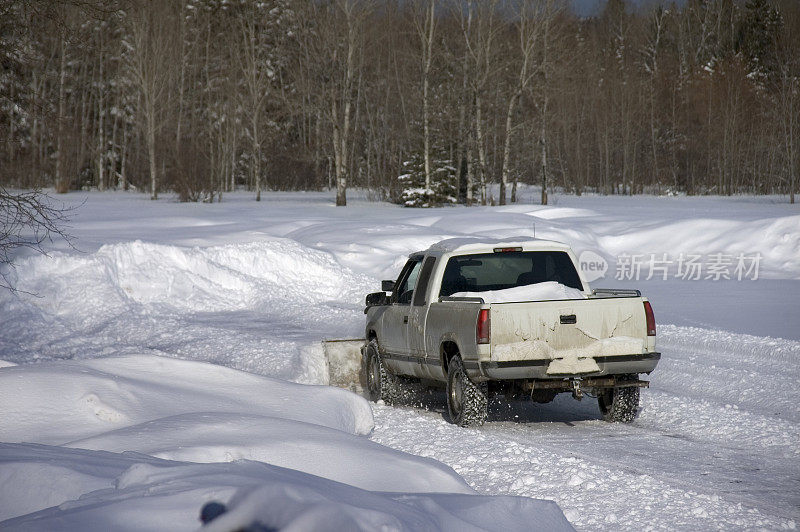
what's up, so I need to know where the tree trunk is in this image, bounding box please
[148,110,157,200]
[335,4,358,208]
[422,0,435,192]
[55,31,67,193]
[541,91,549,206]
[120,126,128,190]
[457,38,469,204]
[97,35,105,192]
[475,94,487,205]
[499,91,518,206]
[176,5,186,157]
[466,141,474,205]
[337,94,349,207]
[252,115,261,201]
[649,80,658,189]
[332,98,345,205]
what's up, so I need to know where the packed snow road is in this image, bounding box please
[1,190,798,530]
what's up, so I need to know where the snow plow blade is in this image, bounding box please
[322,339,365,393]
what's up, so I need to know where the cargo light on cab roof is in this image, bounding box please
[493,247,522,253]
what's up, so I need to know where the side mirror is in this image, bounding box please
[381,280,396,292]
[365,292,389,308]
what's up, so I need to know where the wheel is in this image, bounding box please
[446,355,488,427]
[364,339,406,404]
[598,377,640,423]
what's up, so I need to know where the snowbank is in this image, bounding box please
[0,444,572,532]
[0,354,373,444]
[205,478,572,532]
[452,281,586,303]
[0,355,470,494]
[3,238,373,314]
[0,239,375,381]
[64,412,471,494]
[0,356,484,523]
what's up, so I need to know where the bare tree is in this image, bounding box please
[533,0,566,205]
[55,25,68,193]
[642,5,667,189]
[0,187,73,289]
[458,0,501,205]
[774,33,798,203]
[295,0,373,206]
[230,1,288,201]
[123,2,176,200]
[498,0,551,205]
[414,0,437,192]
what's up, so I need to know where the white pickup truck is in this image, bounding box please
[362,238,659,426]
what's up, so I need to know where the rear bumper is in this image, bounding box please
[465,352,661,381]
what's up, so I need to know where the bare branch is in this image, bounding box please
[0,187,76,291]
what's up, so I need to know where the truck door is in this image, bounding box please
[381,256,423,356]
[408,256,437,358]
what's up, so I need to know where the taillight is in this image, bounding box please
[644,301,656,336]
[477,309,491,344]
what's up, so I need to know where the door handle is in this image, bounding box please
[403,316,409,324]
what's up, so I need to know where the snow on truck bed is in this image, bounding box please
[452,281,586,303]
[1,189,799,530]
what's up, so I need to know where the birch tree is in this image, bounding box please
[230,1,290,201]
[414,0,436,192]
[295,0,372,206]
[123,2,176,200]
[458,0,501,205]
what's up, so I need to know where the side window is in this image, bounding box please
[393,258,423,305]
[412,257,437,306]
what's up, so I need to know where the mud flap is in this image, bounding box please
[321,339,365,392]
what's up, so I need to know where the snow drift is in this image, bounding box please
[0,355,502,526]
[0,354,374,444]
[0,356,479,505]
[0,444,572,532]
[0,239,376,381]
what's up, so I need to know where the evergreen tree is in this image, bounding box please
[397,151,457,208]
[737,0,783,83]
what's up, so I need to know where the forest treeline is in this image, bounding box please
[0,0,797,205]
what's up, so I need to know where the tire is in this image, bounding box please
[446,356,488,427]
[364,339,406,404]
[598,377,640,423]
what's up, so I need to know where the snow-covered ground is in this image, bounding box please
[1,188,798,530]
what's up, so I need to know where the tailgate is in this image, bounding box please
[490,297,649,374]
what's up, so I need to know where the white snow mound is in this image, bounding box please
[0,354,374,445]
[6,239,373,314]
[0,355,484,522]
[63,412,471,494]
[0,443,573,532]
